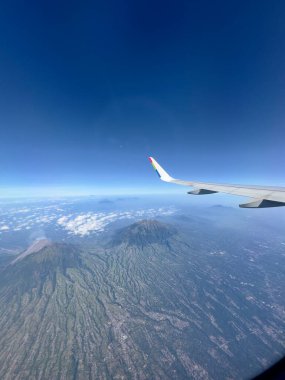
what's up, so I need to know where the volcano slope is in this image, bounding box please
[0,220,284,380]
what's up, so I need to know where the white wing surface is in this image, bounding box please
[148,157,285,208]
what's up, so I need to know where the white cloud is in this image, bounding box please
[0,225,9,231]
[56,207,176,236]
[0,202,176,237]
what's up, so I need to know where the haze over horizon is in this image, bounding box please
[1,0,285,197]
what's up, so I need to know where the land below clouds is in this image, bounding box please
[0,218,284,380]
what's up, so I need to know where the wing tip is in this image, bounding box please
[148,156,160,177]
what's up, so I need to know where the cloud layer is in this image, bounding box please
[0,201,176,238]
[57,208,175,236]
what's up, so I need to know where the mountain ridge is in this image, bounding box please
[110,219,178,247]
[0,219,284,380]
[11,238,52,264]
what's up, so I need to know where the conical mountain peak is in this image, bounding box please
[111,219,177,247]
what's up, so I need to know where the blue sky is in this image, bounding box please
[0,0,285,196]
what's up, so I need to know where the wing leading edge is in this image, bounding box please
[148,157,285,208]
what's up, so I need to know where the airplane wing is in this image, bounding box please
[148,157,285,208]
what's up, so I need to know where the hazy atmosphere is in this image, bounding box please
[0,1,284,380]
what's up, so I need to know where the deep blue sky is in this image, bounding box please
[0,0,285,196]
